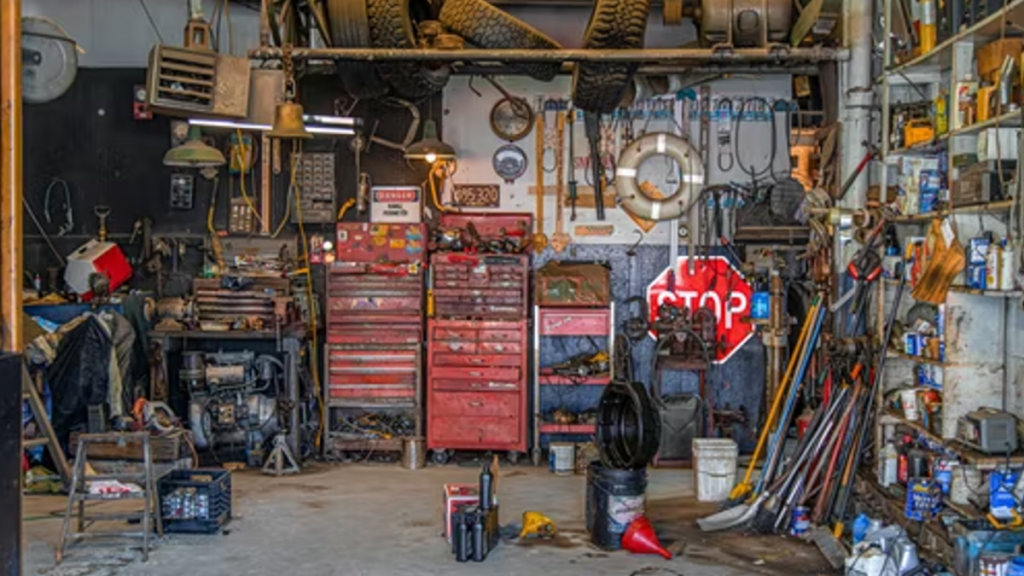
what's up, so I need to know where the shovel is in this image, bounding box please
[697,492,768,532]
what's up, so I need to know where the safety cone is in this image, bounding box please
[622,516,672,559]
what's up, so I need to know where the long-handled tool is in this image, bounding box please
[831,259,909,538]
[584,112,605,221]
[698,299,826,533]
[567,107,578,222]
[755,301,826,494]
[722,296,820,507]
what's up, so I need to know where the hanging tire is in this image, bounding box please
[367,0,450,98]
[595,380,661,470]
[438,0,562,81]
[572,0,651,114]
[327,0,390,99]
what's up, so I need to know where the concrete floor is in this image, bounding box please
[22,464,836,576]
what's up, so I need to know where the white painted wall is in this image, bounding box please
[441,74,794,245]
[22,0,262,67]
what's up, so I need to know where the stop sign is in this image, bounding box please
[646,256,754,363]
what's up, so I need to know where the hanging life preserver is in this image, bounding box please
[615,132,705,221]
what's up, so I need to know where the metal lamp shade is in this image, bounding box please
[404,119,455,161]
[163,126,226,168]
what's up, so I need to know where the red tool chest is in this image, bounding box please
[324,223,426,455]
[426,213,532,464]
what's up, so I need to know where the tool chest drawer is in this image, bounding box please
[429,366,521,381]
[427,416,522,448]
[430,353,522,367]
[430,392,520,418]
[429,379,521,392]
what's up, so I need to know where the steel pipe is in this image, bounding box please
[304,62,824,77]
[249,46,847,63]
[1,0,23,352]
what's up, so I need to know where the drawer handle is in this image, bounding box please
[470,358,485,364]
[493,345,504,352]
[469,371,483,377]
[469,401,484,408]
[470,383,482,388]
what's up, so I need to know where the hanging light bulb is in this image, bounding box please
[404,119,455,163]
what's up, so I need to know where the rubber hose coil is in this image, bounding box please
[615,132,704,221]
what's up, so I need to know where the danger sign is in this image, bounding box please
[371,186,422,223]
[646,256,754,363]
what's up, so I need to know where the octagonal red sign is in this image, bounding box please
[646,256,754,363]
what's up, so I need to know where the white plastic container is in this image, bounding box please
[692,438,738,502]
[900,389,920,421]
[548,442,575,476]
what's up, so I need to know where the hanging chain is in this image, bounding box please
[282,44,296,100]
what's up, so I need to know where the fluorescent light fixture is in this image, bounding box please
[189,119,272,131]
[189,117,356,137]
[305,115,358,126]
[306,126,355,136]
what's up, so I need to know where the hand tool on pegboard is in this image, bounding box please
[584,111,606,221]
[568,108,578,222]
[533,102,548,250]
[551,111,570,253]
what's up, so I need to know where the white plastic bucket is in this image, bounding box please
[549,442,575,476]
[692,438,738,502]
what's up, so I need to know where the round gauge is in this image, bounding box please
[490,97,534,142]
[492,144,528,184]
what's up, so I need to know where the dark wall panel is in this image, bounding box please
[22,69,436,277]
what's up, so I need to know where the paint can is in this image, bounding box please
[789,506,810,537]
[900,389,920,421]
[548,442,575,476]
[1008,556,1024,576]
[980,552,1013,576]
[402,437,426,470]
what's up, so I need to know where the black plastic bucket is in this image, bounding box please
[586,462,647,550]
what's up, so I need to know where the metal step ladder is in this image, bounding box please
[22,365,70,486]
[56,432,163,563]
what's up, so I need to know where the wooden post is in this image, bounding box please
[1,0,24,352]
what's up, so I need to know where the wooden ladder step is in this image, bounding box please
[73,492,147,502]
[79,512,146,523]
[23,437,49,448]
[81,473,148,482]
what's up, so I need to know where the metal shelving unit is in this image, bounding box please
[874,2,1024,560]
[530,304,614,466]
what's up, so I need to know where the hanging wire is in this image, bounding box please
[137,0,165,44]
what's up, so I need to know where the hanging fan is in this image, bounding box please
[22,17,78,104]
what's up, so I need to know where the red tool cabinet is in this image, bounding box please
[426,213,532,464]
[426,319,529,459]
[324,223,426,456]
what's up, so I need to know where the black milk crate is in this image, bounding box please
[158,469,232,534]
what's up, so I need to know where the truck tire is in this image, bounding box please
[438,0,562,81]
[327,0,389,99]
[572,0,651,114]
[367,0,450,98]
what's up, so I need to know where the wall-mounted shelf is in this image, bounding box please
[888,199,1015,223]
[882,278,1023,298]
[880,0,1024,84]
[538,423,595,435]
[882,411,1024,468]
[886,349,950,367]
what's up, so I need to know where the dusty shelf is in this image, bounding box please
[888,199,1015,223]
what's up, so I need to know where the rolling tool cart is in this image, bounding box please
[427,213,532,464]
[324,223,427,458]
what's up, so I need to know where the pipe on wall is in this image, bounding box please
[840,0,873,211]
[1,0,23,352]
[250,46,848,63]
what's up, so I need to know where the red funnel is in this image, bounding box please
[622,516,671,560]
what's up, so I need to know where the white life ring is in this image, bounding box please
[615,132,704,221]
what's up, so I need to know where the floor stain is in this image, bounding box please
[516,531,587,550]
[302,501,326,510]
[645,497,836,576]
[408,519,434,528]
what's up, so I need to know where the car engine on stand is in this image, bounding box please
[181,351,283,466]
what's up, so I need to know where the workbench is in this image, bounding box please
[148,327,308,461]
